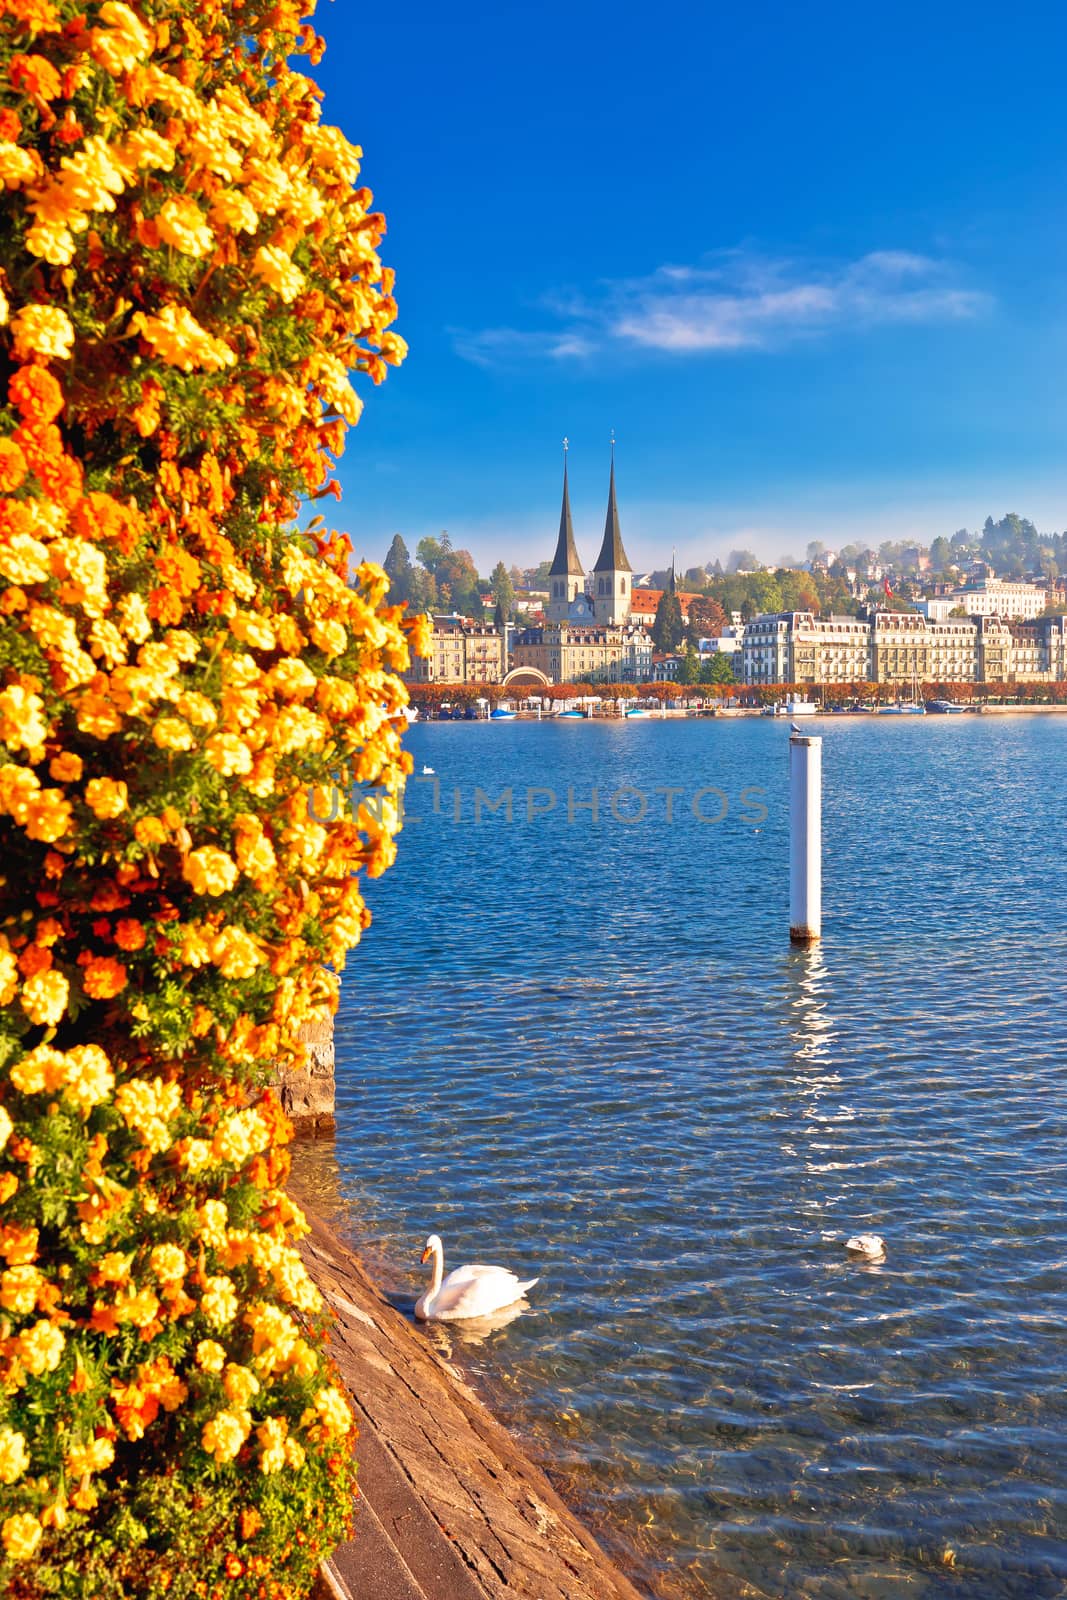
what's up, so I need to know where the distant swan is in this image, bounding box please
[846,1233,886,1261]
[414,1234,539,1322]
[421,765,435,775]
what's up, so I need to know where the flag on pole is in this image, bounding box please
[883,576,894,599]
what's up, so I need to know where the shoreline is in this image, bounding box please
[292,1184,653,1600]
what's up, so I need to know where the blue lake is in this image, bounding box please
[313,715,1067,1600]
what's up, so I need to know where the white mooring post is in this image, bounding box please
[789,733,822,944]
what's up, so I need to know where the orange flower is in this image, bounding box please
[81,956,127,999]
[0,438,27,493]
[9,52,61,101]
[8,364,63,424]
[114,918,145,951]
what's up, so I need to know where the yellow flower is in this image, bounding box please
[114,1076,181,1152]
[201,1407,250,1464]
[10,1045,67,1096]
[89,1,153,74]
[253,245,305,304]
[1,1512,42,1562]
[84,776,128,819]
[116,592,151,642]
[209,189,258,234]
[149,1243,186,1283]
[0,531,50,586]
[10,303,75,361]
[210,926,264,980]
[195,1339,226,1373]
[20,967,69,1027]
[156,195,214,258]
[203,732,252,776]
[17,1317,65,1375]
[114,1285,159,1327]
[175,691,216,727]
[256,1415,288,1474]
[222,1363,260,1407]
[67,1436,114,1477]
[0,686,48,752]
[129,305,236,374]
[0,143,43,189]
[183,846,238,896]
[63,1044,115,1114]
[0,1264,41,1316]
[302,1384,353,1440]
[152,716,194,752]
[0,1429,30,1485]
[212,1106,270,1164]
[200,1274,239,1328]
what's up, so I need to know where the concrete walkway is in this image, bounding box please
[296,1201,648,1600]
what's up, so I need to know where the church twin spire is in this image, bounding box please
[547,437,632,627]
[549,437,632,580]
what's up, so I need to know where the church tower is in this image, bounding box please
[591,438,632,626]
[546,441,584,623]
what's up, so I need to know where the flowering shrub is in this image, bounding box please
[0,0,424,1594]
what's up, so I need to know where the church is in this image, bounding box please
[511,447,652,685]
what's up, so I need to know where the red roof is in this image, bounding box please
[631,587,705,617]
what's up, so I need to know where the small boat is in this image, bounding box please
[557,709,584,719]
[926,699,965,714]
[490,707,516,720]
[879,703,926,715]
[785,699,818,717]
[625,708,652,718]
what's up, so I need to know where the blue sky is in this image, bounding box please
[317,0,1067,574]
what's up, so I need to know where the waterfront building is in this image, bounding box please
[947,576,1045,620]
[404,617,506,685]
[741,608,1067,686]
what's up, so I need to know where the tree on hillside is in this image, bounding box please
[652,589,685,651]
[929,536,953,572]
[384,533,413,602]
[416,531,452,575]
[490,560,515,617]
[407,566,438,614]
[686,594,728,643]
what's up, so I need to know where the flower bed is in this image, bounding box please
[0,2,424,1594]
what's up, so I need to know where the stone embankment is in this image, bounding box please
[294,1197,648,1600]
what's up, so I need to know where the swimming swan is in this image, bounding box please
[846,1233,886,1261]
[414,1234,539,1322]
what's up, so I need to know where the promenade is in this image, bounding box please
[293,1194,648,1600]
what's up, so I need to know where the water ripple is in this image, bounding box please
[316,718,1067,1600]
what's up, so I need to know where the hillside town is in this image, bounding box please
[386,461,1067,692]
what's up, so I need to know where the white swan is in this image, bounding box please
[421,764,435,775]
[414,1233,539,1322]
[846,1233,886,1261]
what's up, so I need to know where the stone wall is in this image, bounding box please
[279,1017,336,1137]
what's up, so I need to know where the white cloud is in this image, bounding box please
[454,248,992,365]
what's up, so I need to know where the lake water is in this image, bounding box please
[312,715,1067,1600]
